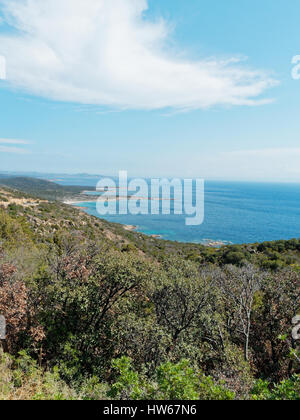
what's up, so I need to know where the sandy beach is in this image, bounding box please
[123,225,138,231]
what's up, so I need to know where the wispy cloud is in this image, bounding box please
[141,147,300,182]
[0,145,30,154]
[219,148,300,181]
[0,138,31,153]
[181,148,300,182]
[0,0,277,110]
[0,138,30,144]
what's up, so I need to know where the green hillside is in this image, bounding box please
[0,177,94,201]
[0,185,299,400]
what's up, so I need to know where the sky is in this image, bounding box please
[0,0,300,181]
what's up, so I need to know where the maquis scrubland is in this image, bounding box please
[0,177,299,400]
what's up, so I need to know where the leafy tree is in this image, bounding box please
[151,259,214,349]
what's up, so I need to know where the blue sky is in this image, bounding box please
[0,0,300,181]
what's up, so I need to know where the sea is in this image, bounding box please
[51,175,300,245]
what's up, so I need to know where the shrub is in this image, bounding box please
[0,350,76,400]
[251,376,300,400]
[108,357,235,400]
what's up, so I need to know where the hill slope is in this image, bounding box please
[0,176,94,201]
[0,184,299,401]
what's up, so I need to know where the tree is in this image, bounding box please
[151,259,214,351]
[251,269,300,380]
[215,263,263,361]
[36,245,158,378]
[0,258,44,353]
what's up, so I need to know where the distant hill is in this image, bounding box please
[0,176,94,201]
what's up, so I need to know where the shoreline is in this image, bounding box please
[63,200,228,247]
[123,225,138,232]
[63,195,176,205]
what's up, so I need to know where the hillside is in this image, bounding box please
[1,180,300,269]
[0,176,95,202]
[0,185,299,400]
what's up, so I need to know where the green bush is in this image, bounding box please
[108,357,235,400]
[0,350,76,400]
[251,376,300,400]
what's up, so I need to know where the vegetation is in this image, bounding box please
[0,177,94,201]
[0,183,299,400]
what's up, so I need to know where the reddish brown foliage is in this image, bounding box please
[0,262,44,353]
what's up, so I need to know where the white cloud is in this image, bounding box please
[0,138,30,153]
[0,138,30,144]
[0,0,277,110]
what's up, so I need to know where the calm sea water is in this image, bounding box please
[53,176,300,245]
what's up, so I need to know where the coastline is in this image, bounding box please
[63,195,176,205]
[64,200,231,247]
[123,224,138,232]
[63,199,228,247]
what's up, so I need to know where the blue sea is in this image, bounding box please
[52,176,300,245]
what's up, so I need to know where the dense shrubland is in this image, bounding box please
[0,187,299,400]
